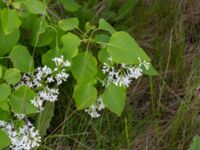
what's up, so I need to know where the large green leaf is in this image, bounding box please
[1,8,21,34]
[36,102,55,136]
[60,0,80,12]
[9,45,34,73]
[189,136,200,150]
[9,85,37,114]
[107,31,150,64]
[0,83,11,101]
[61,33,81,59]
[73,83,97,110]
[71,52,97,83]
[98,18,116,34]
[102,84,126,116]
[24,0,46,15]
[32,28,55,47]
[0,129,10,150]
[58,18,79,32]
[0,23,20,56]
[3,68,21,85]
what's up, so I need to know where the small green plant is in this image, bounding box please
[0,0,157,149]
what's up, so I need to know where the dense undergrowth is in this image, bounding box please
[1,0,200,150]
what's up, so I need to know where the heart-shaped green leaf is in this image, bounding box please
[98,18,116,34]
[102,84,126,116]
[60,0,80,12]
[73,83,97,110]
[61,33,81,59]
[1,8,21,34]
[107,31,150,64]
[3,68,21,85]
[9,85,37,114]
[71,52,97,83]
[24,0,46,15]
[0,23,19,56]
[58,18,79,31]
[9,45,34,73]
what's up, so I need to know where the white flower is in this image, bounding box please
[89,111,100,118]
[31,86,59,111]
[33,66,53,87]
[31,96,44,111]
[14,113,25,120]
[0,120,7,127]
[42,66,52,76]
[138,58,150,70]
[52,56,64,66]
[102,63,111,73]
[118,75,132,87]
[10,123,41,150]
[52,55,71,68]
[1,121,41,150]
[101,57,150,87]
[38,86,59,102]
[55,71,69,85]
[63,60,71,67]
[85,96,105,118]
[84,105,100,118]
[128,67,143,79]
[47,77,54,83]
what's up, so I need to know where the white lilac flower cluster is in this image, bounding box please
[101,57,150,87]
[0,120,41,150]
[17,55,70,111]
[84,97,105,118]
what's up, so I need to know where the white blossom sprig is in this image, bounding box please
[0,121,41,150]
[16,55,71,111]
[84,96,105,118]
[101,57,150,87]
